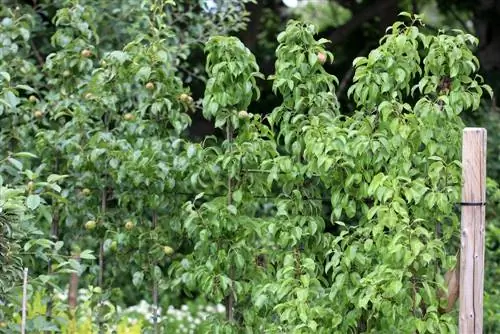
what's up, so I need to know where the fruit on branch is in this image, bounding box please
[317,52,327,64]
[123,113,136,121]
[28,95,37,103]
[82,188,91,196]
[81,49,92,58]
[238,110,250,118]
[125,220,135,230]
[146,82,155,90]
[84,220,96,230]
[179,93,193,103]
[34,110,43,119]
[163,246,174,255]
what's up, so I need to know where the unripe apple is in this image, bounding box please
[81,49,92,58]
[317,52,327,64]
[145,82,155,90]
[62,70,71,77]
[85,220,96,230]
[163,246,174,256]
[125,220,134,230]
[82,188,91,196]
[110,241,117,252]
[29,95,38,103]
[124,113,135,121]
[34,110,43,119]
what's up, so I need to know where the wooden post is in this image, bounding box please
[459,128,487,334]
[21,268,28,334]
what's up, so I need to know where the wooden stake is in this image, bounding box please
[459,128,487,334]
[152,211,159,334]
[68,254,80,310]
[21,268,28,334]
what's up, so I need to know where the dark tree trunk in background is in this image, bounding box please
[474,0,500,71]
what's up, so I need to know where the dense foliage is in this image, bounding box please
[0,1,499,333]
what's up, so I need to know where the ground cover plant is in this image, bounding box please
[0,1,499,333]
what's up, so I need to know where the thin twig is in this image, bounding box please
[30,40,45,67]
[337,47,368,98]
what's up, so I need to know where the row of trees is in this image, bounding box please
[1,0,499,332]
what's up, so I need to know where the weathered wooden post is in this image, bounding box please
[21,268,28,334]
[459,128,487,334]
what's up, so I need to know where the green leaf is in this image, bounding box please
[47,174,69,183]
[26,194,41,210]
[7,157,23,170]
[227,204,237,215]
[79,250,96,260]
[133,271,144,287]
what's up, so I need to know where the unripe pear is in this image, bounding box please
[81,49,92,58]
[125,221,134,230]
[238,110,249,118]
[317,52,327,64]
[85,220,96,230]
[163,246,174,256]
[124,113,135,121]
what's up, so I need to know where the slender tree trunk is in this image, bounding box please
[68,254,80,309]
[45,208,59,329]
[225,122,235,322]
[98,188,106,334]
[152,211,159,334]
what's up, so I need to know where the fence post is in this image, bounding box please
[459,128,487,334]
[21,268,28,334]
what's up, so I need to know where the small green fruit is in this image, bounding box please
[179,93,190,102]
[317,52,327,64]
[34,110,43,119]
[124,113,135,121]
[238,110,249,118]
[85,220,96,230]
[82,188,91,196]
[145,82,155,90]
[81,49,92,58]
[163,246,174,256]
[29,95,38,103]
[125,221,134,230]
[110,241,117,251]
